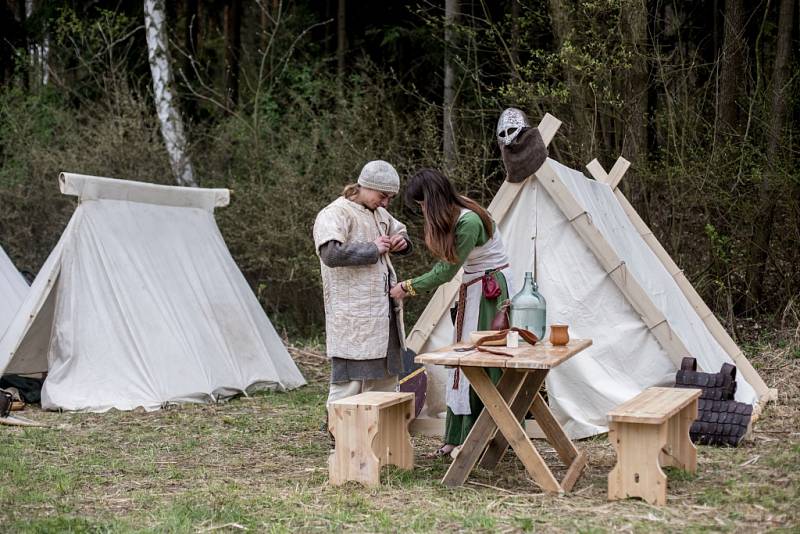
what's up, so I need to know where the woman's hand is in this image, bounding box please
[390,282,407,299]
[388,234,408,252]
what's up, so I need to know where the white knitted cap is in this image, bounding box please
[357,160,400,194]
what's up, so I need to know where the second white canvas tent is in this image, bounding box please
[0,173,306,411]
[407,114,774,440]
[0,245,28,337]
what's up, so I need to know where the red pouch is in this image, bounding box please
[490,299,511,330]
[482,273,501,299]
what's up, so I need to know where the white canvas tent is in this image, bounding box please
[0,173,306,411]
[407,114,775,440]
[0,245,28,337]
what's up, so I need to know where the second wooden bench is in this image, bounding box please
[328,391,414,486]
[607,387,701,505]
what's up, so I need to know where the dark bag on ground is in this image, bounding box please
[0,390,12,418]
[674,357,752,447]
[0,375,44,404]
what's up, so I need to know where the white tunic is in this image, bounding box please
[313,196,407,361]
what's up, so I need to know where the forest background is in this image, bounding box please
[0,0,798,340]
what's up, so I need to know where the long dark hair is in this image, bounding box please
[405,168,493,263]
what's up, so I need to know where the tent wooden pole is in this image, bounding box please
[586,158,775,403]
[406,113,562,354]
[536,161,692,368]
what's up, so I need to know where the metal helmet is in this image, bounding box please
[496,107,531,146]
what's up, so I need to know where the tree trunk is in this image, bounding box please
[548,0,592,156]
[718,0,746,133]
[144,0,197,187]
[184,0,198,63]
[224,0,242,109]
[260,1,269,52]
[16,0,28,91]
[181,0,199,117]
[324,0,333,55]
[443,0,459,170]
[646,0,660,155]
[337,0,346,89]
[510,0,520,71]
[744,0,795,313]
[620,0,648,166]
[0,2,16,86]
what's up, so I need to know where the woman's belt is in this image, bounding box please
[454,263,509,341]
[451,263,510,390]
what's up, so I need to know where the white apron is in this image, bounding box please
[446,210,516,415]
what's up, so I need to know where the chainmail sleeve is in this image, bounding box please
[318,240,380,267]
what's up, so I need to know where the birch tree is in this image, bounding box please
[144,0,197,187]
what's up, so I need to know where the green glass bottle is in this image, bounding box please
[510,272,547,340]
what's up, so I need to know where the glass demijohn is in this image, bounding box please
[510,271,547,340]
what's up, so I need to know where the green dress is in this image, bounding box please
[410,211,511,446]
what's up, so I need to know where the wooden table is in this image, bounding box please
[415,338,592,493]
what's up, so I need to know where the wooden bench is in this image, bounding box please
[607,387,701,505]
[328,391,414,486]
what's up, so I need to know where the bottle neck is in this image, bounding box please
[523,273,537,292]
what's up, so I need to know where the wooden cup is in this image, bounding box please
[549,324,569,346]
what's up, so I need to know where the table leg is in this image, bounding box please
[462,366,562,493]
[530,393,578,465]
[529,393,587,492]
[441,368,526,488]
[480,370,546,469]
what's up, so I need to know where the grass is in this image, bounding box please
[1,334,799,533]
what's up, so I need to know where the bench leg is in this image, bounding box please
[328,405,381,486]
[374,399,414,470]
[608,421,668,505]
[661,400,698,473]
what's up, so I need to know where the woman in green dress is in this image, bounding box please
[390,168,516,457]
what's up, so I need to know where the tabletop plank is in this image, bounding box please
[415,339,592,370]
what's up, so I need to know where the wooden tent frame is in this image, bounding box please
[407,112,774,435]
[585,157,776,412]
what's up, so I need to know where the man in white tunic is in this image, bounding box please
[313,160,412,406]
